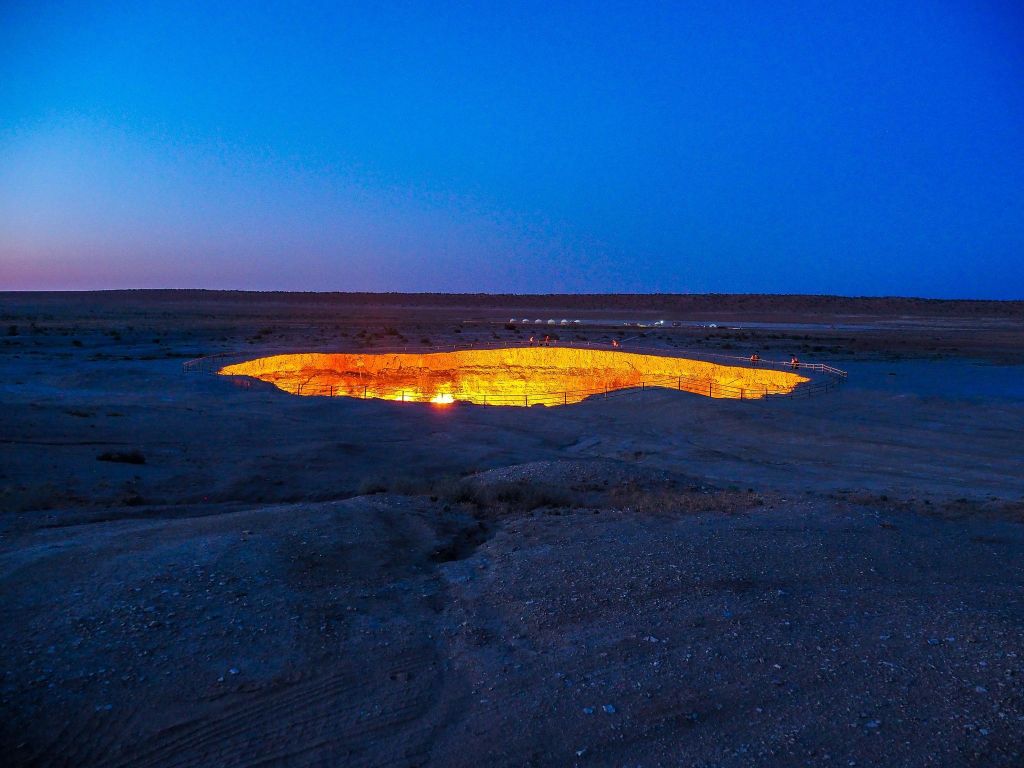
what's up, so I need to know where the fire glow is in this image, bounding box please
[218,347,809,406]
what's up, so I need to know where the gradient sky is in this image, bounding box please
[1,1,1023,296]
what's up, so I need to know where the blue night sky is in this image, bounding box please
[1,1,1023,296]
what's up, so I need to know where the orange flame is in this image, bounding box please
[219,347,808,406]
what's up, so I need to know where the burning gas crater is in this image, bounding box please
[219,347,809,406]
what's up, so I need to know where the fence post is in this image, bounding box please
[740,388,744,400]
[525,394,529,407]
[563,391,566,405]
[708,382,712,397]
[363,385,367,398]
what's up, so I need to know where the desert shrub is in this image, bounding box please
[357,476,388,495]
[0,483,82,512]
[483,482,572,510]
[97,450,146,465]
[355,473,573,513]
[434,479,571,511]
[609,485,760,516]
[382,474,432,496]
[429,476,477,504]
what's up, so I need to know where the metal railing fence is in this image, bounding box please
[183,339,846,404]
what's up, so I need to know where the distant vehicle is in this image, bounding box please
[572,319,581,324]
[547,319,556,325]
[559,319,569,325]
[534,319,543,324]
[671,321,680,327]
[655,320,666,326]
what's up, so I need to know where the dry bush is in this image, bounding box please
[356,473,573,513]
[356,476,388,495]
[461,481,573,512]
[832,488,1024,523]
[97,450,146,465]
[0,483,83,512]
[609,484,762,517]
[355,469,771,519]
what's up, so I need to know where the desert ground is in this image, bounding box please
[2,290,1023,767]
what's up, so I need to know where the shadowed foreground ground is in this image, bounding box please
[1,292,1022,766]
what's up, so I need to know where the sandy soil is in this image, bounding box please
[1,291,1023,767]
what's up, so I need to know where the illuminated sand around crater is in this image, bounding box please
[219,347,809,406]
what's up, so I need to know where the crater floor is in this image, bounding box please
[219,346,810,405]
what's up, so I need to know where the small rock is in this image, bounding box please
[602,704,616,714]
[582,707,594,715]
[865,720,881,729]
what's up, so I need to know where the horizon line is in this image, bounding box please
[2,288,1022,303]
